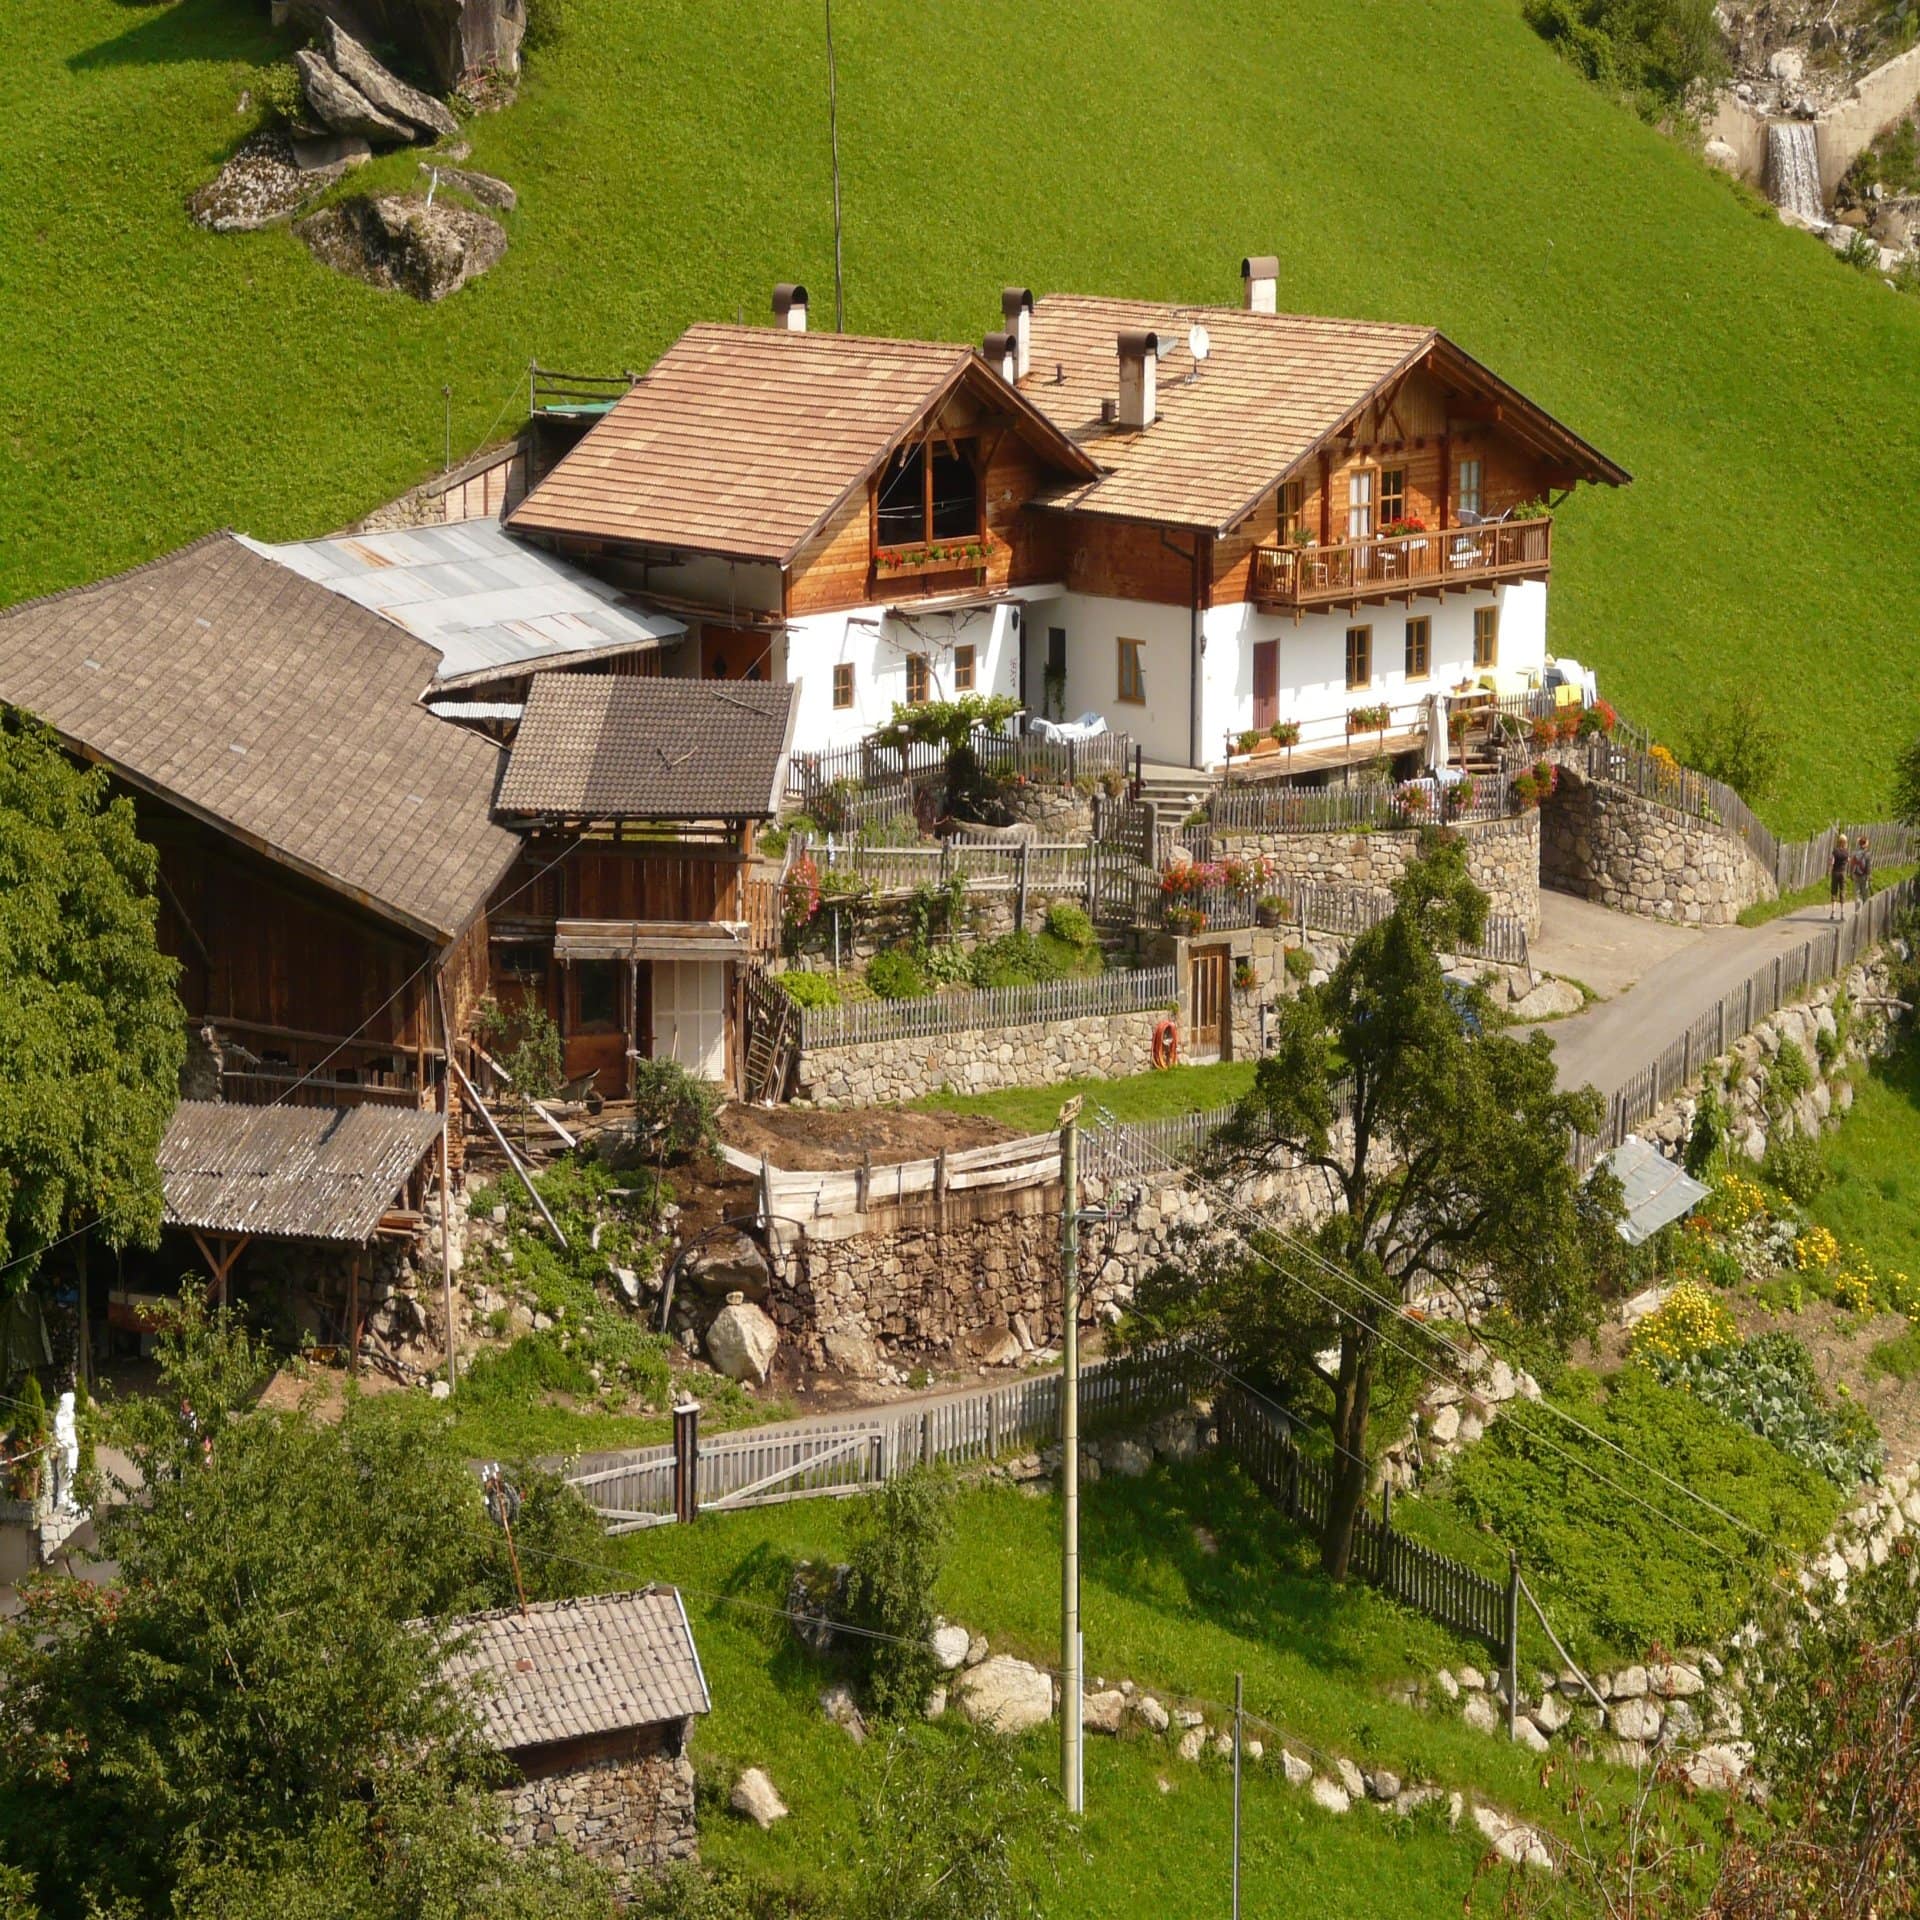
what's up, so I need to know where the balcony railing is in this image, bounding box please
[1250,516,1552,609]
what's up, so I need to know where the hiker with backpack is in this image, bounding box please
[1830,834,1850,920]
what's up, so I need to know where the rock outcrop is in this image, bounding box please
[953,1655,1053,1735]
[297,194,506,300]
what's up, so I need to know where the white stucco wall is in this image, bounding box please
[1023,592,1196,765]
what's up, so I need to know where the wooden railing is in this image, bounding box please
[1250,517,1553,608]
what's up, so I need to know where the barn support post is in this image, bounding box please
[434,972,460,1396]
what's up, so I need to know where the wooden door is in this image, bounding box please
[563,957,632,1094]
[1252,641,1278,731]
[700,626,773,681]
[1190,945,1230,1058]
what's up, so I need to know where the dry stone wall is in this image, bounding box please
[498,1732,697,1893]
[1540,772,1774,925]
[1215,812,1542,935]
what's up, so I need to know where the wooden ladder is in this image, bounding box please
[742,971,796,1104]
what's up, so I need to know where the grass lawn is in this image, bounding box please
[8,1,1920,832]
[1737,864,1917,927]
[907,1058,1258,1134]
[580,1459,1630,1915]
[1804,1041,1920,1282]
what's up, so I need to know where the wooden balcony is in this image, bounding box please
[1250,517,1552,612]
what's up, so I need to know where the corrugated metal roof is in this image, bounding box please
[244,521,684,689]
[159,1101,445,1243]
[0,535,520,941]
[497,675,794,820]
[438,1588,710,1751]
[1600,1136,1711,1245]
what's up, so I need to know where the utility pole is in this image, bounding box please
[825,0,845,331]
[1058,1095,1083,1813]
[1231,1671,1244,1918]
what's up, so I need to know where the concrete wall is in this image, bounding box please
[1540,770,1774,925]
[498,1724,697,1894]
[1706,43,1920,199]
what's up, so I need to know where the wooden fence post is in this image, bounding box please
[1017,839,1031,933]
[1503,1553,1521,1738]
[673,1400,701,1526]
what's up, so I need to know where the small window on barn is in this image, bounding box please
[832,662,855,709]
[906,655,931,705]
[1404,617,1431,679]
[877,447,928,547]
[1457,458,1483,521]
[1279,477,1308,543]
[1347,469,1374,542]
[497,942,547,983]
[929,447,978,540]
[1380,468,1407,528]
[1117,638,1146,705]
[1346,625,1372,690]
[953,644,976,692]
[875,440,980,549]
[575,960,620,1033]
[1474,605,1499,669]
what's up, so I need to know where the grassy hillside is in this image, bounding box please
[5,0,1919,831]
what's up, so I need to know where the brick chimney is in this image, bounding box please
[1116,330,1159,429]
[772,283,809,332]
[1241,254,1278,314]
[1001,287,1033,379]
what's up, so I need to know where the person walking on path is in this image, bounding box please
[1830,834,1850,919]
[1851,834,1873,906]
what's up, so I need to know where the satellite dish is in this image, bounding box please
[1189,324,1212,363]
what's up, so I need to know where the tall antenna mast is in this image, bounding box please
[826,0,845,331]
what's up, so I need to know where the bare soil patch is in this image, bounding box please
[718,1103,1014,1171]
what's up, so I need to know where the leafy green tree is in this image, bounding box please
[843,1466,953,1717]
[627,1055,721,1161]
[0,1293,588,1918]
[1678,688,1786,808]
[1891,725,1920,830]
[1135,830,1618,1580]
[1525,0,1726,119]
[0,710,184,1287]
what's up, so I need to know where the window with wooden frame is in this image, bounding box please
[1473,605,1499,669]
[1456,457,1484,520]
[1404,616,1431,680]
[953,643,976,692]
[832,662,855,709]
[1379,467,1407,528]
[1279,477,1308,543]
[1117,638,1147,705]
[875,438,980,549]
[1346,469,1374,543]
[905,655,931,705]
[1345,625,1372,690]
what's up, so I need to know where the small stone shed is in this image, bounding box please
[438,1588,711,1891]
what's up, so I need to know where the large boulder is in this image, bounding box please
[785,1561,848,1657]
[1082,1689,1128,1734]
[277,0,523,89]
[189,129,359,233]
[296,193,506,301]
[729,1767,787,1829]
[321,19,460,139]
[953,1655,1053,1735]
[705,1295,779,1386]
[294,48,414,144]
[681,1229,772,1304]
[822,1326,882,1379]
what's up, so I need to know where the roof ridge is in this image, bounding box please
[0,527,238,626]
[438,1584,674,1629]
[681,321,974,356]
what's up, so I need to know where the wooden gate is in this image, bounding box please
[1189,944,1229,1057]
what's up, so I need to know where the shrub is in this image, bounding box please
[1044,900,1095,949]
[919,942,975,988]
[1679,689,1785,807]
[866,948,928,1001]
[1523,0,1726,119]
[777,969,841,1011]
[1284,946,1312,981]
[1766,1037,1814,1107]
[522,0,570,52]
[1762,1128,1829,1204]
[842,1466,953,1718]
[629,1056,720,1161]
[1628,1279,1736,1363]
[473,995,563,1102]
[1649,1332,1881,1487]
[5,1373,47,1500]
[1684,1083,1729,1175]
[253,59,307,129]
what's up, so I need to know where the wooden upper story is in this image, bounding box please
[507,276,1626,624]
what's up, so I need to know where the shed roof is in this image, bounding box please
[1599,1136,1711,1246]
[496,675,795,821]
[243,522,685,692]
[1021,295,1629,531]
[505,325,1097,564]
[0,535,520,942]
[159,1101,445,1244]
[438,1588,711,1752]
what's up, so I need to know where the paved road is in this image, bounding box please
[1524,895,1854,1099]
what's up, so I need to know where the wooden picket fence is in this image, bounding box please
[794,964,1177,1050]
[1216,1388,1513,1654]
[567,1342,1211,1534]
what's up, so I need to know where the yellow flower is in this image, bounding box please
[1630,1280,1736,1361]
[1796,1226,1839,1274]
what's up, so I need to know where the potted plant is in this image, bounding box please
[1509,498,1550,521]
[1165,903,1208,936]
[1236,728,1264,756]
[1447,708,1472,747]
[1233,957,1257,993]
[1393,782,1432,823]
[1444,772,1478,820]
[1554,708,1582,744]
[1528,713,1557,750]
[1255,892,1290,928]
[1577,697,1618,738]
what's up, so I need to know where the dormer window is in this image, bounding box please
[877,440,980,548]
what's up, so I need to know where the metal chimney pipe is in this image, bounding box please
[1115,330,1159,429]
[1001,287,1033,379]
[772,282,810,332]
[1241,254,1279,315]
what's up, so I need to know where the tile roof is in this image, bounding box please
[159,1101,446,1243]
[1021,295,1628,530]
[438,1588,711,1752]
[496,674,795,821]
[0,535,520,941]
[505,324,1095,564]
[243,521,685,691]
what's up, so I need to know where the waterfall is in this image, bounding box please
[1766,120,1825,224]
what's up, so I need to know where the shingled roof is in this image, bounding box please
[505,324,1096,564]
[439,1589,711,1753]
[496,675,795,821]
[0,535,519,941]
[159,1102,445,1244]
[1021,295,1629,532]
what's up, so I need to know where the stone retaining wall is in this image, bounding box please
[498,1726,697,1894]
[795,1004,1170,1107]
[1215,812,1542,935]
[1540,771,1775,926]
